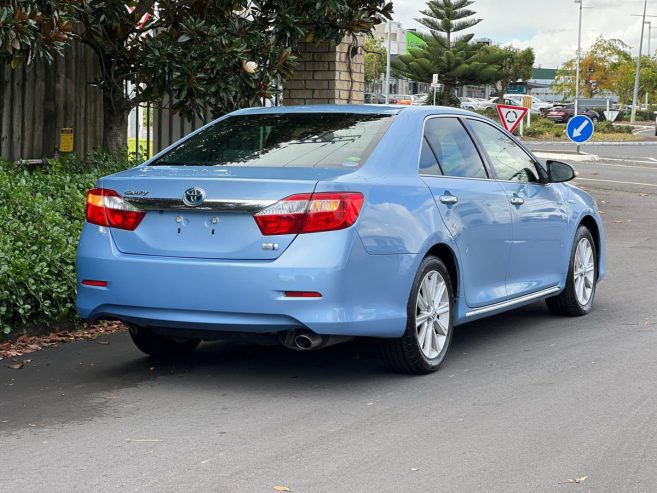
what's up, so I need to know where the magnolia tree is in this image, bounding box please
[0,0,393,155]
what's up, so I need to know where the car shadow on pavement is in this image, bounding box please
[93,300,562,388]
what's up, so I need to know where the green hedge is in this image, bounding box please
[0,155,134,336]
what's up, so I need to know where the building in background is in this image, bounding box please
[371,22,430,97]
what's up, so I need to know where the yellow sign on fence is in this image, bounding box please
[60,128,74,153]
[522,96,533,110]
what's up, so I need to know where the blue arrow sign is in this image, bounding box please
[566,115,595,143]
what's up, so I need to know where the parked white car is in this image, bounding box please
[459,97,483,111]
[503,94,553,114]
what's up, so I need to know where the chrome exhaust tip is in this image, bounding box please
[294,332,323,350]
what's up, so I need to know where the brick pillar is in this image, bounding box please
[282,36,365,105]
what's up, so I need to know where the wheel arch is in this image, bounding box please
[425,243,460,300]
[578,215,601,279]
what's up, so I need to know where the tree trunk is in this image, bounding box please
[102,92,130,157]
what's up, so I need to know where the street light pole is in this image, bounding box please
[385,21,392,104]
[646,21,652,108]
[631,0,648,123]
[574,0,583,118]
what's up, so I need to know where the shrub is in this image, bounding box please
[595,121,634,134]
[0,154,135,336]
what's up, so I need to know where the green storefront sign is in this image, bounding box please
[406,31,427,52]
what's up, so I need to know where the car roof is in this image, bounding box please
[231,104,478,118]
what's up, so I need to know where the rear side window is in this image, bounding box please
[152,112,395,168]
[419,137,442,176]
[423,118,487,179]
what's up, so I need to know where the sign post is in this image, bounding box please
[522,95,532,128]
[566,114,595,153]
[431,74,439,106]
[496,104,529,135]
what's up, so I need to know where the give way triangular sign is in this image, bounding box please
[496,104,529,133]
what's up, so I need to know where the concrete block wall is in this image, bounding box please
[283,37,365,105]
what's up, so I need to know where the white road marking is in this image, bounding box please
[580,161,657,170]
[598,156,657,166]
[575,177,657,187]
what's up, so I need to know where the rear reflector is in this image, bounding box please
[284,291,322,298]
[254,192,364,235]
[86,188,145,231]
[81,280,108,287]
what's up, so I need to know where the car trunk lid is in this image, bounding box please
[100,166,352,260]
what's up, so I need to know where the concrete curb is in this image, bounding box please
[533,151,599,162]
[524,140,657,146]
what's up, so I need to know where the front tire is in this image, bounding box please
[128,326,200,358]
[381,257,454,374]
[546,226,597,316]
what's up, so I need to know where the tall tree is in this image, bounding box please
[363,35,386,92]
[392,0,499,106]
[480,45,535,102]
[0,0,393,155]
[551,37,631,100]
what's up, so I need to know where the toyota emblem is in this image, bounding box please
[182,187,206,207]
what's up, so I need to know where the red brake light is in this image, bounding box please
[254,192,364,236]
[86,188,146,231]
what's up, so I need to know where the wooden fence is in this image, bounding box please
[0,43,104,162]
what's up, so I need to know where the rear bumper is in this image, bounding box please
[76,224,416,338]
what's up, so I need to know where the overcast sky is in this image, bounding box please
[393,0,655,68]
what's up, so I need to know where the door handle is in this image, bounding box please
[440,195,459,205]
[510,196,525,206]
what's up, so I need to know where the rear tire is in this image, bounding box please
[381,257,454,375]
[128,326,200,358]
[546,226,597,316]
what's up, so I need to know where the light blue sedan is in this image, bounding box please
[76,105,605,374]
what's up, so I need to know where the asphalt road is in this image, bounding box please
[2,155,657,492]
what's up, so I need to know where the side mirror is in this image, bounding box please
[546,160,577,183]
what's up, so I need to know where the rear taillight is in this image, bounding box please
[254,192,364,236]
[86,188,146,231]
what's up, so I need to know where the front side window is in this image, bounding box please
[468,120,541,183]
[152,112,395,168]
[423,118,487,179]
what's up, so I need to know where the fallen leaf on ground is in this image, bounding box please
[1,322,126,360]
[410,467,420,472]
[639,193,649,197]
[8,362,23,370]
[274,487,291,492]
[559,475,588,484]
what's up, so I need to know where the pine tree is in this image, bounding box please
[393,0,500,106]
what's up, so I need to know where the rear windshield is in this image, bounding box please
[151,112,395,168]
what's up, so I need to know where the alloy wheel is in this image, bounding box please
[573,237,595,306]
[415,270,450,359]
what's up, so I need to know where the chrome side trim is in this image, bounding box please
[122,197,276,213]
[465,285,561,318]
